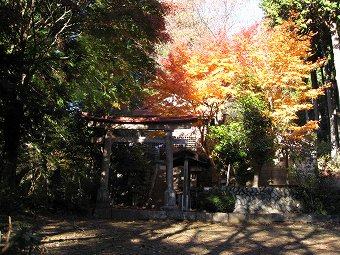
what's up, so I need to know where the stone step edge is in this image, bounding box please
[94,208,339,224]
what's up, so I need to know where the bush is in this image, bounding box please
[290,153,340,215]
[292,186,326,215]
[233,161,254,186]
[321,189,340,215]
[196,189,235,213]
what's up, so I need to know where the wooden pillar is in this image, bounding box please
[183,157,190,211]
[163,129,177,208]
[97,129,113,204]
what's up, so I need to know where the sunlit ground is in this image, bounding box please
[38,217,340,255]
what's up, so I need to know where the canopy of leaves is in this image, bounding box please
[260,0,339,30]
[234,20,326,140]
[147,20,325,142]
[73,0,169,113]
[147,38,236,119]
[0,0,169,204]
[208,95,274,166]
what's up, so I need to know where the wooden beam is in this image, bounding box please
[112,137,187,144]
[88,121,194,130]
[91,137,188,145]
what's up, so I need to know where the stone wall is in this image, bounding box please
[224,186,302,214]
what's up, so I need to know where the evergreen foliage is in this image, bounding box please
[195,189,235,213]
[0,0,168,212]
[208,95,274,186]
[110,143,154,207]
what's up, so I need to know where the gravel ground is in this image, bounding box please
[33,216,340,255]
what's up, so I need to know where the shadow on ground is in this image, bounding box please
[31,215,340,255]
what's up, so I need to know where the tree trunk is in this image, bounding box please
[147,146,161,205]
[330,22,340,154]
[327,87,339,158]
[226,164,231,186]
[96,129,113,204]
[330,22,340,110]
[2,90,23,188]
[310,71,319,121]
[321,64,339,158]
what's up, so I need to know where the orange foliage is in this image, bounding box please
[147,19,327,140]
[147,39,237,119]
[233,20,326,139]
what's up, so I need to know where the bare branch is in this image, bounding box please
[51,13,73,46]
[55,8,72,24]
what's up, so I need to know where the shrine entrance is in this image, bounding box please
[83,114,199,210]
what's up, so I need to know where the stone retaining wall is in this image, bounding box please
[224,186,302,214]
[96,208,338,224]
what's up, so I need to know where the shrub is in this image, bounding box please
[321,189,340,215]
[290,153,340,215]
[196,189,235,213]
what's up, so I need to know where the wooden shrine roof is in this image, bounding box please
[81,112,198,130]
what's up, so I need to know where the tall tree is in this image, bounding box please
[148,20,325,142]
[0,0,81,187]
[76,0,169,113]
[260,0,340,157]
[240,95,274,187]
[233,21,326,141]
[0,0,168,189]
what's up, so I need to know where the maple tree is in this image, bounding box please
[260,0,340,158]
[233,20,326,141]
[147,38,238,150]
[147,19,326,152]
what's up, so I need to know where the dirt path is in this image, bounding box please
[34,217,340,255]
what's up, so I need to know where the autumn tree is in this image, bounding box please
[227,21,326,185]
[147,19,326,186]
[233,21,326,141]
[260,0,340,157]
[149,19,324,141]
[147,38,238,150]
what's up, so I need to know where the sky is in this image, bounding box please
[164,0,265,42]
[216,0,265,35]
[191,0,265,35]
[233,0,264,31]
